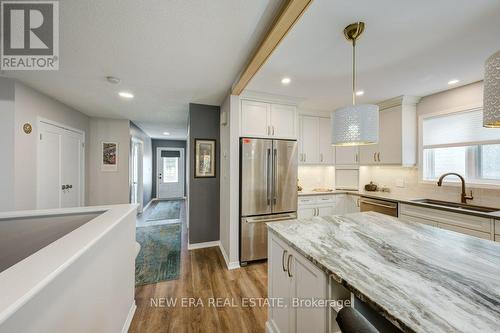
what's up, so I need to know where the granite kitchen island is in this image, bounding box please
[266,212,500,333]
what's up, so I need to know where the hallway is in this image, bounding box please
[130,200,268,333]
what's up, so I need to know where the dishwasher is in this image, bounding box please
[359,197,398,217]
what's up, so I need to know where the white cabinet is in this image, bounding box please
[299,116,334,164]
[298,206,315,219]
[359,96,418,166]
[268,232,328,333]
[335,146,359,166]
[241,100,298,139]
[496,220,500,242]
[399,204,494,240]
[298,195,336,218]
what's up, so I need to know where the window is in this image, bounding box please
[421,108,500,185]
[162,157,178,183]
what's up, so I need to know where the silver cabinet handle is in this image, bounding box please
[320,153,323,162]
[304,153,306,162]
[377,152,381,162]
[373,152,377,162]
[272,126,275,136]
[282,249,288,272]
[287,254,293,278]
[355,153,359,163]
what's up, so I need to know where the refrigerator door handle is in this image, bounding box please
[267,148,271,205]
[273,148,278,205]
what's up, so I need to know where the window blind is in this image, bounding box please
[422,108,500,148]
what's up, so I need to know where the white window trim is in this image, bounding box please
[418,103,500,189]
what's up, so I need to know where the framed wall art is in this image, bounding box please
[194,139,216,178]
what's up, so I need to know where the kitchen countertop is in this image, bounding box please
[267,212,500,333]
[298,190,500,218]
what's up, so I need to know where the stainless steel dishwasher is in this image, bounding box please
[359,197,398,217]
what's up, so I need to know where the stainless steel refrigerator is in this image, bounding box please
[240,138,298,264]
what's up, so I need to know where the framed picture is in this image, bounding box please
[102,142,118,172]
[194,139,216,178]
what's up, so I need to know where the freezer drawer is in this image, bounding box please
[240,213,296,263]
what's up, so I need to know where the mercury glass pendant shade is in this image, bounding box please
[483,50,500,128]
[331,104,379,146]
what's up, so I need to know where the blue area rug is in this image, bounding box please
[135,223,181,285]
[146,200,181,221]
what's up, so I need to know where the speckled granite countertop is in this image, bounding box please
[267,212,500,333]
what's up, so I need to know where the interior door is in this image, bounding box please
[241,138,273,216]
[272,140,298,214]
[157,148,185,199]
[37,121,84,209]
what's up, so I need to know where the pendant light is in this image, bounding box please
[331,22,379,146]
[483,50,500,127]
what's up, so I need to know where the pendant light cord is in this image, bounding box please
[352,39,356,106]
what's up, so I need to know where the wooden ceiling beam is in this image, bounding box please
[231,0,313,95]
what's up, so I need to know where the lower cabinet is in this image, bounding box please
[297,194,360,219]
[268,232,328,333]
[399,204,494,241]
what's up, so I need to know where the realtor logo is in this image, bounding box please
[1,1,59,70]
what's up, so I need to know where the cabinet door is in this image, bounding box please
[290,251,328,333]
[317,205,334,217]
[359,143,378,165]
[269,234,293,333]
[298,206,315,219]
[335,146,359,165]
[271,104,297,139]
[378,106,402,164]
[241,100,270,137]
[319,117,334,164]
[300,116,320,164]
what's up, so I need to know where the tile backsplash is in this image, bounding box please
[359,166,500,208]
[298,166,335,191]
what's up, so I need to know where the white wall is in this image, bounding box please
[219,94,240,268]
[0,78,16,212]
[13,81,91,210]
[88,118,131,206]
[360,81,500,207]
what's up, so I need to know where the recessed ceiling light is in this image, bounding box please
[281,77,291,85]
[448,79,459,85]
[355,90,364,96]
[118,91,134,99]
[163,132,170,136]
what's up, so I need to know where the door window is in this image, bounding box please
[163,157,179,183]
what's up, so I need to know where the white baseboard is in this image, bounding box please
[218,243,240,270]
[121,301,137,333]
[187,240,220,250]
[265,320,278,333]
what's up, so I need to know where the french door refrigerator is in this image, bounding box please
[240,138,298,264]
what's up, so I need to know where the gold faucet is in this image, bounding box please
[437,173,473,204]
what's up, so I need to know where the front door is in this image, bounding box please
[157,148,185,199]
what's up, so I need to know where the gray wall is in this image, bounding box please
[130,123,153,207]
[152,139,187,198]
[188,103,220,244]
[13,80,91,210]
[88,118,130,205]
[0,78,16,212]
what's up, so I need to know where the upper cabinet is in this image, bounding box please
[298,115,334,164]
[359,96,420,166]
[335,146,359,166]
[240,99,298,139]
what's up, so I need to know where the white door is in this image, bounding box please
[157,147,185,199]
[131,140,144,212]
[37,121,84,209]
[270,104,297,139]
[241,100,270,137]
[318,117,334,164]
[300,116,320,164]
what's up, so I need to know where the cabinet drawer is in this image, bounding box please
[399,214,437,227]
[496,220,500,236]
[316,195,335,204]
[298,196,317,205]
[400,204,492,233]
[439,223,491,240]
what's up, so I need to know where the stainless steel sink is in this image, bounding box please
[411,199,499,213]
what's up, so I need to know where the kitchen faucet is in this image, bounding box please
[437,173,473,204]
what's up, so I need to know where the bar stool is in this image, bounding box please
[336,307,380,333]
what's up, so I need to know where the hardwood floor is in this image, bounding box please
[129,202,268,333]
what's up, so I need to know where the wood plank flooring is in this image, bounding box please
[129,201,268,333]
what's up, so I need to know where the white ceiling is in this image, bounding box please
[4,0,283,139]
[247,0,500,111]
